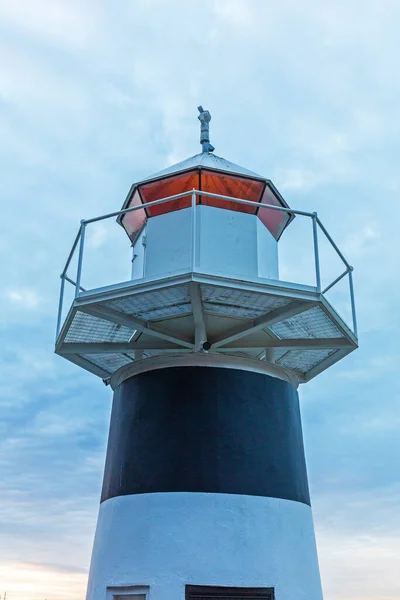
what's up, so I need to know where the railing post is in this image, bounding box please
[348,267,358,338]
[312,212,321,293]
[75,221,86,298]
[56,274,65,339]
[191,190,197,271]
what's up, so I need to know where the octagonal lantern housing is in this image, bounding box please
[118,153,293,244]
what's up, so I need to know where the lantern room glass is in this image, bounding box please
[200,171,264,213]
[121,168,291,242]
[258,185,291,240]
[140,171,198,216]
[120,189,146,240]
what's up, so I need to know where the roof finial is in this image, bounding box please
[198,106,215,153]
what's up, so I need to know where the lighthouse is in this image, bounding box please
[55,107,358,600]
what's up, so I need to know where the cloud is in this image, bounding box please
[337,353,400,384]
[86,223,110,249]
[212,0,256,28]
[4,288,42,309]
[276,168,321,192]
[341,223,381,259]
[0,561,87,600]
[318,528,400,600]
[0,0,102,50]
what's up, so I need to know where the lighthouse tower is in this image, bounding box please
[55,107,358,600]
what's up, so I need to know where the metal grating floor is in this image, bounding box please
[270,306,343,340]
[57,275,357,382]
[102,285,191,320]
[65,311,134,344]
[201,284,293,319]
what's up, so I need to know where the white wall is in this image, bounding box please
[143,207,279,282]
[257,218,279,280]
[196,205,258,279]
[86,493,323,600]
[145,209,192,278]
[131,227,147,280]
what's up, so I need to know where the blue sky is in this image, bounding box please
[1,1,399,599]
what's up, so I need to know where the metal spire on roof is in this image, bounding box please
[198,106,215,153]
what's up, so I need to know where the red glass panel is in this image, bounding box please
[200,170,263,213]
[121,189,147,241]
[258,185,291,240]
[139,171,199,216]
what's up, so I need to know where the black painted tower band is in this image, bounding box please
[101,366,310,505]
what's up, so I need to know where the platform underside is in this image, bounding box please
[55,272,357,383]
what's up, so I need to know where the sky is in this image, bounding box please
[0,0,399,599]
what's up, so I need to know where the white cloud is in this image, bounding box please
[0,560,87,600]
[86,223,110,249]
[338,354,399,383]
[0,0,102,50]
[5,288,42,309]
[318,529,400,600]
[313,485,400,598]
[341,223,381,258]
[277,168,321,191]
[212,0,255,28]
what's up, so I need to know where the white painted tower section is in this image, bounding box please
[86,492,323,600]
[132,206,279,282]
[131,227,147,280]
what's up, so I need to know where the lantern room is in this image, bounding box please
[55,106,358,384]
[118,152,293,282]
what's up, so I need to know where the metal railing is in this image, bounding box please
[56,189,358,340]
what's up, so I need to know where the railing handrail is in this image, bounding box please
[56,188,357,340]
[78,187,352,273]
[82,189,314,226]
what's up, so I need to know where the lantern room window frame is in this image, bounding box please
[118,167,294,244]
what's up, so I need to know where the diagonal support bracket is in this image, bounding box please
[79,304,194,349]
[211,300,316,348]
